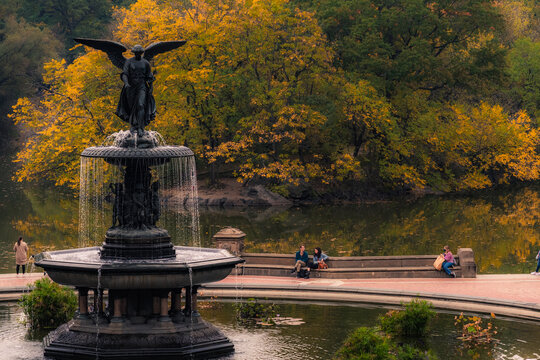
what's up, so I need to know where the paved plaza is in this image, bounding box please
[2,273,539,321]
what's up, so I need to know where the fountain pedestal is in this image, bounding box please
[36,134,244,359]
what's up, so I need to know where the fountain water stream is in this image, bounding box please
[35,131,244,359]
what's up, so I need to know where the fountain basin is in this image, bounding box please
[35,246,244,289]
[81,145,194,166]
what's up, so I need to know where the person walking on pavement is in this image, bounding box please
[13,236,28,275]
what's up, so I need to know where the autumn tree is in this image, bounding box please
[0,14,61,146]
[98,0,344,188]
[507,38,540,121]
[299,0,506,99]
[10,0,540,195]
[16,0,136,55]
[11,0,342,189]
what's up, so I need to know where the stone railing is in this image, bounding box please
[213,228,476,279]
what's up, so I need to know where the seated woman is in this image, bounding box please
[310,247,329,270]
[442,245,456,278]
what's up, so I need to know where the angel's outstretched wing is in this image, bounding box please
[143,41,186,62]
[74,38,128,70]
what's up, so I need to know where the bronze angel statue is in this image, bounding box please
[74,38,186,137]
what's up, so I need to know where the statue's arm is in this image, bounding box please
[146,61,154,83]
[121,61,131,87]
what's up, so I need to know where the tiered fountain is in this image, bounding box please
[34,38,244,359]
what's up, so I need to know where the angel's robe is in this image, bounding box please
[115,57,156,133]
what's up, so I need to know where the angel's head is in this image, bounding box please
[131,45,144,58]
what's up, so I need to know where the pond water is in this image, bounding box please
[1,301,539,360]
[0,155,539,274]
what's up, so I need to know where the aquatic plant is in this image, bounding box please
[454,312,498,344]
[234,298,277,325]
[333,327,393,360]
[378,299,436,337]
[19,277,77,331]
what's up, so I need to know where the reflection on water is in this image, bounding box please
[195,186,539,274]
[205,302,540,360]
[0,303,43,360]
[1,301,539,360]
[0,155,538,274]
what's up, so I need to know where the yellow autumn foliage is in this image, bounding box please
[9,0,540,194]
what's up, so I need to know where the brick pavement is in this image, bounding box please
[1,273,539,320]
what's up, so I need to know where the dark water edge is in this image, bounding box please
[1,301,539,360]
[1,155,539,274]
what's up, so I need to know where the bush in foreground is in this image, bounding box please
[234,298,278,324]
[334,299,439,360]
[379,299,436,338]
[19,277,77,331]
[333,327,393,360]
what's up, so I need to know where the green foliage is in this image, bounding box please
[17,0,114,51]
[334,300,439,360]
[0,15,61,143]
[234,298,277,324]
[333,327,393,360]
[19,277,77,331]
[396,344,438,360]
[378,299,436,338]
[507,38,540,120]
[301,0,505,97]
[7,0,540,195]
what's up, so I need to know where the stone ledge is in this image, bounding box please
[237,249,476,278]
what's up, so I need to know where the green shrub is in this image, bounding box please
[234,298,277,324]
[19,278,77,331]
[333,327,393,360]
[397,344,438,360]
[379,299,436,338]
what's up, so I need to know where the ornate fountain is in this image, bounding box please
[34,38,244,359]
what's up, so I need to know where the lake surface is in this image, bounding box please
[0,156,539,274]
[1,301,539,360]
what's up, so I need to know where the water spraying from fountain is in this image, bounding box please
[35,130,243,359]
[33,36,243,359]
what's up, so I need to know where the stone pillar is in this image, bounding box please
[171,289,182,313]
[152,294,160,317]
[159,291,171,322]
[213,227,245,255]
[111,294,125,323]
[93,289,104,314]
[184,287,192,316]
[92,288,107,324]
[77,288,89,319]
[170,289,184,323]
[121,296,127,316]
[457,248,477,278]
[191,286,200,317]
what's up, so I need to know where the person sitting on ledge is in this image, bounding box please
[291,245,308,276]
[442,245,456,278]
[310,247,328,270]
